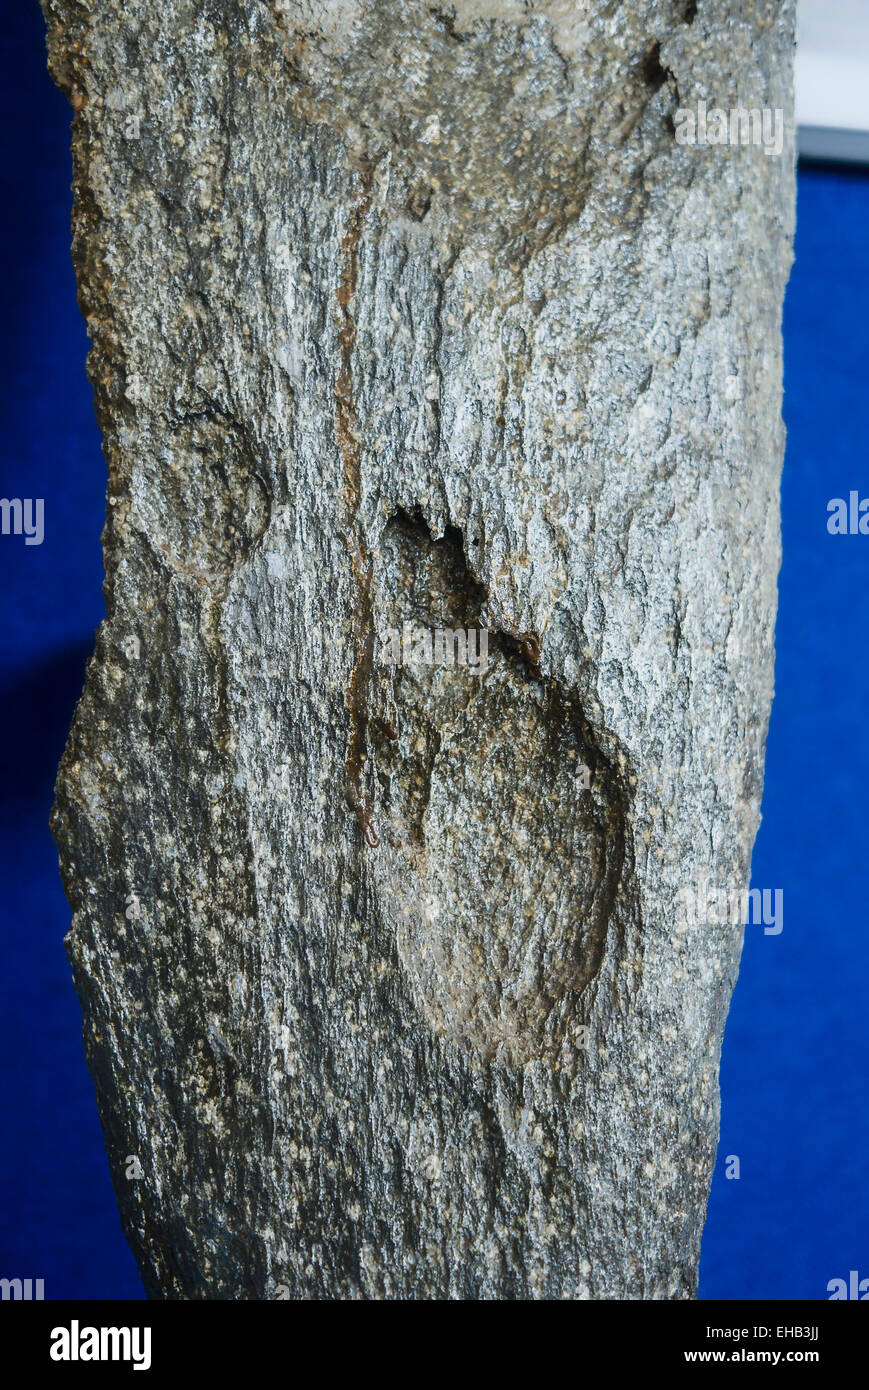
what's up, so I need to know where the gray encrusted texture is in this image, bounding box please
[44,0,795,1299]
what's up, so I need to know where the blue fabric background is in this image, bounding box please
[1,2,865,1300]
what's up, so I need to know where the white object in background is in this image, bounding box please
[796,0,869,162]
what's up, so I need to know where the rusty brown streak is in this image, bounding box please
[335,175,379,848]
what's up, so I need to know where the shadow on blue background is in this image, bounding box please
[700,158,869,1300]
[0,1,865,1300]
[0,2,143,1300]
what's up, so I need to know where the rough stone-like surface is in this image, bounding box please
[44,0,795,1298]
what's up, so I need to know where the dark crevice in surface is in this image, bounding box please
[642,40,670,92]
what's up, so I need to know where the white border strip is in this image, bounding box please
[796,51,869,164]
